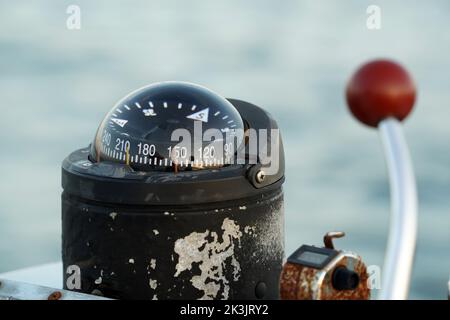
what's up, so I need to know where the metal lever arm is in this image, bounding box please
[378,117,418,300]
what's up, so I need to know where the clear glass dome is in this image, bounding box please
[91,82,245,171]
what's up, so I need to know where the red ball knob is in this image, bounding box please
[346,59,416,127]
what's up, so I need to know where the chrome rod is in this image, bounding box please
[378,117,418,300]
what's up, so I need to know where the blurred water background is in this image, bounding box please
[0,0,449,299]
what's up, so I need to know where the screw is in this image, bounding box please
[255,170,266,184]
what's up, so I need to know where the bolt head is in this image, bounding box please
[256,170,266,183]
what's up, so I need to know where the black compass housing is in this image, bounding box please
[62,82,285,300]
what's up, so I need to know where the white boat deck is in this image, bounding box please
[0,262,62,289]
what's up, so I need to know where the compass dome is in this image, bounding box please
[90,82,245,171]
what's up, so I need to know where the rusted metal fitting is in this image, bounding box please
[280,231,370,300]
[48,291,62,300]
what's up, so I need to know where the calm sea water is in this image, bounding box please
[0,1,449,299]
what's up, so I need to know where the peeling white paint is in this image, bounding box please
[152,294,158,300]
[164,211,170,216]
[254,199,284,260]
[239,206,247,210]
[173,218,242,300]
[244,225,256,237]
[94,276,102,285]
[149,279,158,289]
[129,258,135,264]
[109,212,118,220]
[153,229,159,235]
[150,259,156,270]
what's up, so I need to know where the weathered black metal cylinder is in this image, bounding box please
[61,98,285,300]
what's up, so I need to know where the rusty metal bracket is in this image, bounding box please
[323,231,345,249]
